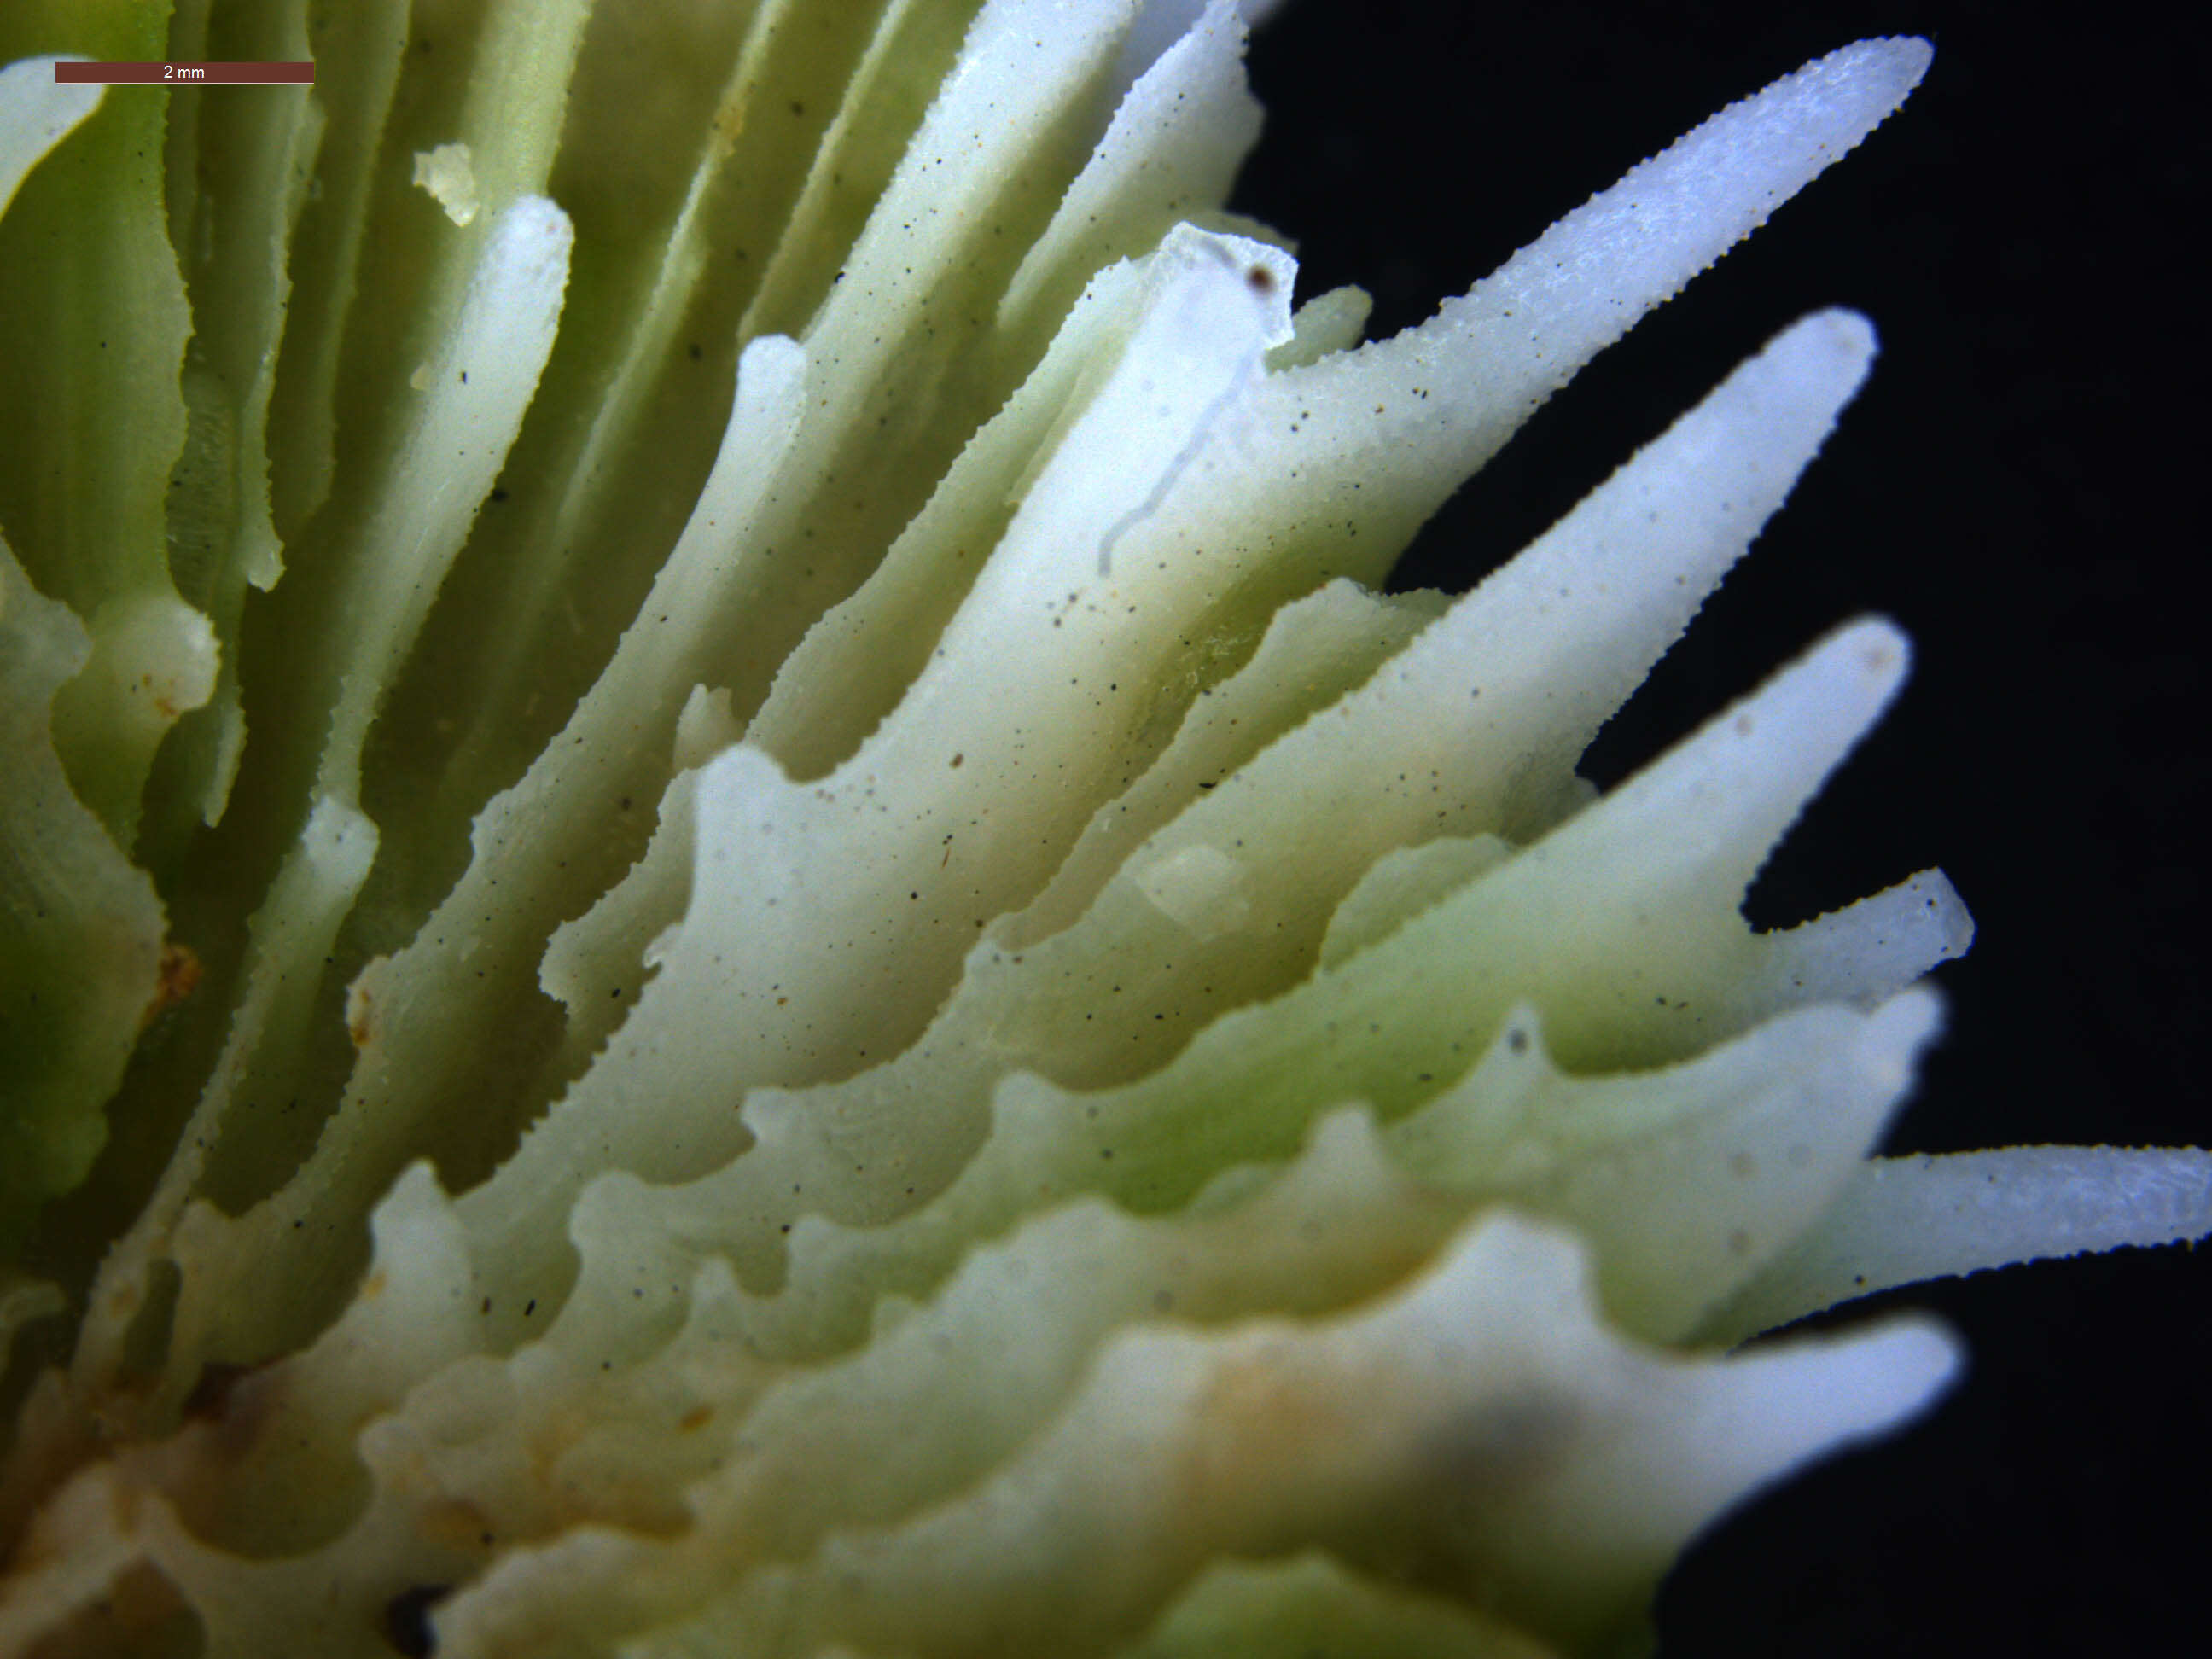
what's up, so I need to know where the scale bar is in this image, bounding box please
[54,61,315,85]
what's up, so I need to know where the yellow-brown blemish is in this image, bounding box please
[139,940,203,1031]
[419,1496,501,1557]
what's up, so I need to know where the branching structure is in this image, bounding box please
[3,4,2206,1655]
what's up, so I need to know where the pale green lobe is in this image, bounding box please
[1706,1145,2212,1342]
[146,327,812,1384]
[0,7,202,847]
[262,0,410,537]
[434,306,1920,1362]
[0,59,101,217]
[0,544,166,1255]
[138,0,324,853]
[304,192,575,807]
[448,1212,1954,1659]
[61,794,376,1394]
[108,192,577,1384]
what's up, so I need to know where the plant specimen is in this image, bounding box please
[2,3,2205,1654]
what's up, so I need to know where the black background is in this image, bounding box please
[1234,3,2206,1653]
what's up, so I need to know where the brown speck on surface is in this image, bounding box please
[347,982,374,1047]
[1181,1343,1373,1515]
[140,940,203,1030]
[181,1360,255,1422]
[418,1497,500,1557]
[177,1355,286,1459]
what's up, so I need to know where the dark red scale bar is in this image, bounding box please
[54,61,314,85]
